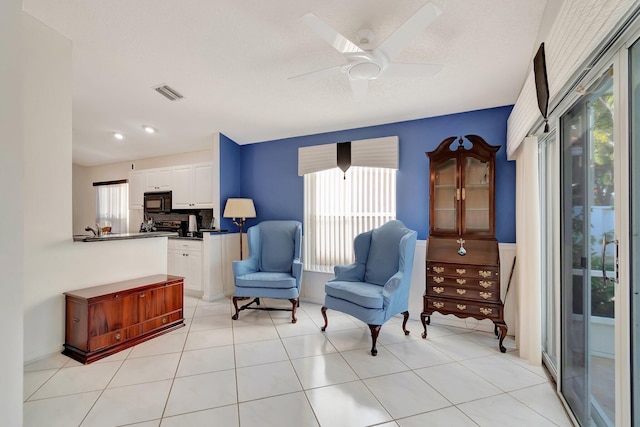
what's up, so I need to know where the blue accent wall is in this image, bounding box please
[239,106,516,242]
[219,133,242,231]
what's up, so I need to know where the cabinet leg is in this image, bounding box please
[420,311,430,339]
[494,321,508,353]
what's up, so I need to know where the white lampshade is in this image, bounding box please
[223,198,256,219]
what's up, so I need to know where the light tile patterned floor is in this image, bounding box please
[23,297,572,427]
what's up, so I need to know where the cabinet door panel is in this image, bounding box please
[139,287,165,320]
[171,166,192,208]
[193,164,214,208]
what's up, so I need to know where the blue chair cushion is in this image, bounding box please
[259,223,297,272]
[363,222,403,286]
[236,272,297,289]
[325,280,384,309]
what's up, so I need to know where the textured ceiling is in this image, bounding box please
[23,0,550,166]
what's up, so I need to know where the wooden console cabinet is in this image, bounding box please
[422,135,508,352]
[63,274,185,364]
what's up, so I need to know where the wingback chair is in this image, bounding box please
[321,220,417,355]
[231,220,303,323]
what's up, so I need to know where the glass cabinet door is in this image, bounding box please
[433,157,458,233]
[463,156,491,233]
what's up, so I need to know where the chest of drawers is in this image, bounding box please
[63,274,185,364]
[421,237,508,352]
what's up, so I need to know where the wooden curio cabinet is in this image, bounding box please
[428,134,498,238]
[422,135,508,352]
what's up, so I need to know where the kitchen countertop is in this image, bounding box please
[73,231,178,242]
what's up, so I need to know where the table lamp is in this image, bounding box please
[223,198,256,259]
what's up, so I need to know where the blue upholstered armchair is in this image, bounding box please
[321,220,417,355]
[231,220,303,323]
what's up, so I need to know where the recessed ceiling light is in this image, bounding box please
[113,132,124,140]
[143,125,156,134]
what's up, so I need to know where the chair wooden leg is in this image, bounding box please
[320,306,328,331]
[232,296,241,320]
[289,298,298,323]
[401,311,410,335]
[368,324,381,356]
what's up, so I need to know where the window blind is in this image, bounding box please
[303,167,396,272]
[507,0,637,158]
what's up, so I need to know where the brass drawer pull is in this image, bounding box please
[115,333,121,340]
[480,307,493,315]
[456,289,466,295]
[479,270,492,278]
[456,268,466,275]
[433,286,444,294]
[456,278,466,285]
[140,293,145,298]
[457,304,467,311]
[479,292,492,299]
[162,317,167,324]
[433,276,444,284]
[479,281,492,288]
[433,301,445,309]
[433,266,444,274]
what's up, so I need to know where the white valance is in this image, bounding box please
[298,136,399,176]
[507,0,637,158]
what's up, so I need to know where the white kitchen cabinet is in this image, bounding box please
[171,163,213,209]
[168,239,203,294]
[145,168,172,192]
[129,170,145,209]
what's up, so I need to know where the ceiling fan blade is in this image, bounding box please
[384,62,443,77]
[289,64,343,81]
[302,13,365,54]
[378,2,442,59]
[349,78,368,101]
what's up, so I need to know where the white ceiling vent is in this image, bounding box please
[153,84,184,101]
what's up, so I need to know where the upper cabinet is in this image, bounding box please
[172,163,214,209]
[129,171,145,209]
[426,135,499,238]
[145,168,172,192]
[129,163,214,210]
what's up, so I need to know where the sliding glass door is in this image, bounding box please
[540,130,559,377]
[630,37,640,427]
[560,67,616,426]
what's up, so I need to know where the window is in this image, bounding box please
[95,181,129,233]
[303,166,396,272]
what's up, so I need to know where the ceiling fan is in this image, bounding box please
[291,2,443,100]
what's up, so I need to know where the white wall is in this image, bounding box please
[0,1,24,425]
[23,14,169,363]
[73,149,214,235]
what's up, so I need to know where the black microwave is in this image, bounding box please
[144,191,172,213]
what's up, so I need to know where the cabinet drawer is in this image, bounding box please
[169,240,202,251]
[89,326,138,352]
[427,298,503,320]
[426,283,500,302]
[427,274,499,291]
[427,263,499,279]
[140,311,183,334]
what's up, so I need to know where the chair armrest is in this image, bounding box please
[232,258,258,277]
[332,263,365,282]
[292,258,303,288]
[382,271,404,305]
